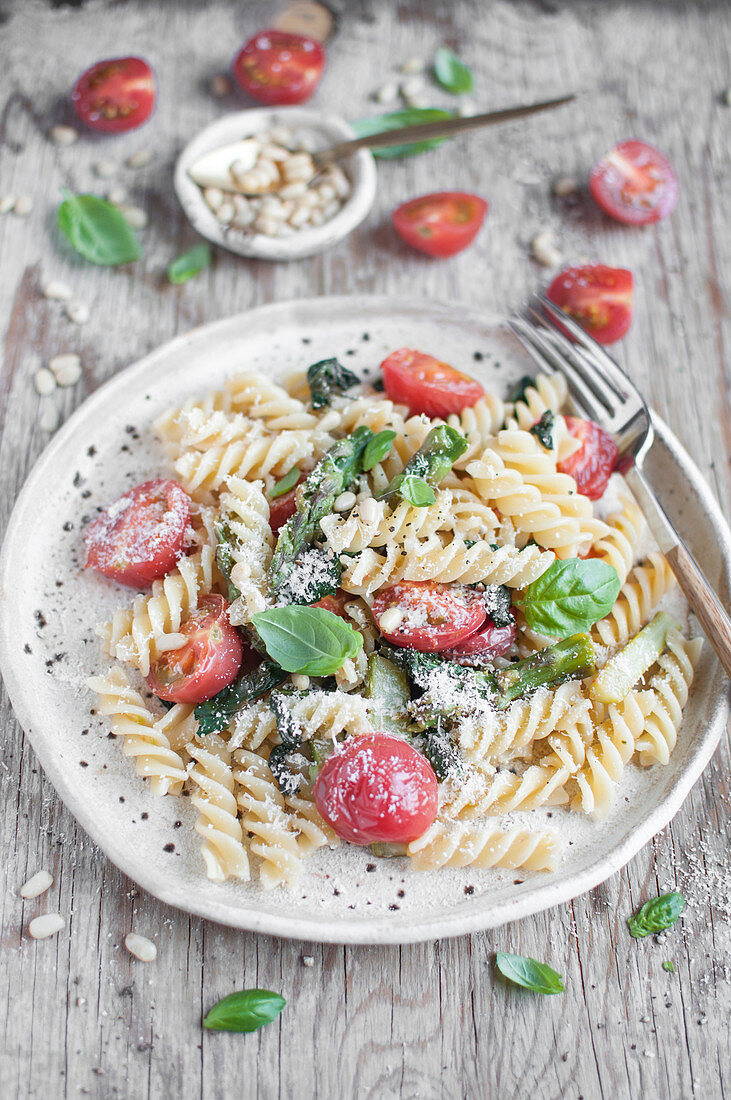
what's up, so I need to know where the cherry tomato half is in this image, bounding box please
[392,191,488,258]
[558,417,618,501]
[314,734,438,846]
[311,590,351,619]
[72,57,156,133]
[442,618,517,665]
[268,486,299,533]
[84,479,191,588]
[546,265,634,345]
[232,29,325,105]
[374,581,486,652]
[146,595,243,704]
[381,348,485,418]
[589,140,679,226]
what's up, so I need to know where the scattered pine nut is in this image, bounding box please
[55,359,82,387]
[401,76,426,97]
[531,230,562,268]
[65,301,90,325]
[127,149,152,168]
[107,187,127,206]
[457,97,477,118]
[553,177,578,197]
[20,870,53,899]
[401,58,425,74]
[29,913,64,939]
[50,125,78,146]
[0,196,16,214]
[14,195,33,216]
[35,368,57,396]
[94,160,116,179]
[125,933,157,962]
[374,83,398,104]
[121,205,148,230]
[216,202,236,225]
[210,74,233,98]
[49,352,81,377]
[39,406,60,433]
[42,280,73,301]
[301,955,315,967]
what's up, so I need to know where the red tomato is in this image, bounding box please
[84,479,191,587]
[311,590,351,619]
[72,57,156,133]
[268,486,299,533]
[381,348,485,418]
[373,581,486,652]
[589,140,679,225]
[443,618,517,664]
[314,734,438,845]
[146,595,243,704]
[558,417,619,501]
[392,191,488,258]
[232,29,325,105]
[546,265,634,345]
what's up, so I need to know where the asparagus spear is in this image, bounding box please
[494,633,596,709]
[377,425,468,506]
[268,426,374,596]
[194,660,287,735]
[364,653,411,733]
[590,612,677,704]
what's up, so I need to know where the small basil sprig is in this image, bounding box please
[351,107,454,159]
[495,953,564,995]
[399,474,436,507]
[203,989,286,1033]
[662,961,675,973]
[516,559,621,638]
[433,46,473,94]
[362,430,397,471]
[270,466,300,499]
[627,893,685,938]
[57,191,142,266]
[168,243,211,285]
[529,410,555,451]
[379,425,467,507]
[307,358,360,409]
[252,606,363,676]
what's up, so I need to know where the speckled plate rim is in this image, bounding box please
[1,296,729,945]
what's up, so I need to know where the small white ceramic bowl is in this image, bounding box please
[174,107,377,261]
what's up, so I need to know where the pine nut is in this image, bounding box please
[531,230,562,268]
[35,368,56,396]
[108,187,127,206]
[457,97,477,118]
[216,202,235,224]
[66,301,90,324]
[553,177,578,197]
[56,360,82,387]
[259,196,287,220]
[401,76,425,97]
[309,209,325,227]
[253,214,282,236]
[260,143,290,162]
[378,608,404,633]
[39,406,60,432]
[14,195,33,216]
[0,196,15,214]
[122,206,148,230]
[359,497,381,525]
[29,913,64,939]
[318,183,336,203]
[210,74,232,98]
[203,187,225,212]
[49,353,81,376]
[279,181,308,200]
[50,125,78,146]
[94,160,116,179]
[401,57,425,74]
[375,83,398,104]
[124,932,157,962]
[288,206,311,229]
[127,149,152,168]
[333,491,357,512]
[291,674,310,690]
[20,870,53,899]
[42,281,72,301]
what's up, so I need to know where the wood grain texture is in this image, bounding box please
[1,1,729,1098]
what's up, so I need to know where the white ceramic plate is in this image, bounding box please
[1,297,729,944]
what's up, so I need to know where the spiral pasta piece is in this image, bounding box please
[457,682,592,764]
[570,692,654,819]
[220,477,274,624]
[89,668,189,796]
[590,494,645,585]
[591,552,676,647]
[408,821,561,871]
[186,735,249,882]
[174,429,331,494]
[98,546,217,676]
[229,689,373,750]
[340,534,554,597]
[233,749,302,889]
[440,761,570,820]
[634,633,702,766]
[285,788,340,856]
[506,371,569,429]
[445,394,506,465]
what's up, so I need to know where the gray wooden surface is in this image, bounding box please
[1,1,730,1097]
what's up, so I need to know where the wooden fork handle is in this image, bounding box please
[665,542,731,678]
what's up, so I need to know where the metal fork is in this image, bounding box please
[509,294,731,677]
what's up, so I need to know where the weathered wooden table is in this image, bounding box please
[1,2,729,1097]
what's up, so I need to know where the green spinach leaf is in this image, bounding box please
[508,375,534,405]
[529,409,555,451]
[57,191,142,266]
[307,358,360,409]
[194,661,287,735]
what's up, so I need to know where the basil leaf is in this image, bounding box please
[57,191,142,266]
[203,989,286,1033]
[495,953,564,995]
[307,358,360,409]
[252,606,363,676]
[529,409,555,451]
[517,559,621,638]
[362,430,397,471]
[351,108,454,159]
[627,893,685,938]
[399,475,436,508]
[167,243,211,285]
[433,46,474,94]
[508,375,534,405]
[662,961,675,973]
[270,466,300,499]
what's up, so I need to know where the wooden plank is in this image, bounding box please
[0,1,728,1098]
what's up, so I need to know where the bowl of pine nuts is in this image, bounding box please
[174,107,377,261]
